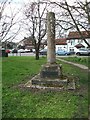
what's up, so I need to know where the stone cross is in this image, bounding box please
[47,12,56,64]
[40,12,62,78]
[27,12,74,90]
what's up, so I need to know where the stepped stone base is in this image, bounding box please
[24,64,75,91]
[25,74,75,90]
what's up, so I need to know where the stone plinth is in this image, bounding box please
[40,64,62,78]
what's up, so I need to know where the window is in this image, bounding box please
[70,40,75,45]
[69,47,74,51]
[68,40,70,43]
[58,47,62,50]
[71,41,72,45]
[78,40,83,43]
[81,40,83,42]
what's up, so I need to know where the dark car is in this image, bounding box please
[69,51,75,55]
[12,49,18,53]
[39,49,47,55]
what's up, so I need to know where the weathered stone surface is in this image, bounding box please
[24,12,76,90]
[47,12,56,64]
[40,64,62,78]
[25,74,75,90]
[40,12,63,79]
[32,78,67,86]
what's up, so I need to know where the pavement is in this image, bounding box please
[56,57,89,70]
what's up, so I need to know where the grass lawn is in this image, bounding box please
[0,57,2,120]
[2,56,89,118]
[57,56,89,67]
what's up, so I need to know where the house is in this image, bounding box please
[43,38,67,52]
[17,31,90,53]
[18,37,34,50]
[18,37,44,50]
[67,31,90,52]
[55,38,67,51]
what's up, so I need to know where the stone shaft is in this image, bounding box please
[47,12,56,64]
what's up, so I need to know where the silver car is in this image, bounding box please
[76,48,90,56]
[39,49,47,55]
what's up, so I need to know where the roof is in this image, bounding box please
[18,37,33,44]
[75,44,85,48]
[67,31,90,39]
[55,38,67,45]
[43,38,67,45]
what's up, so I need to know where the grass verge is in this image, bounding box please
[2,56,89,118]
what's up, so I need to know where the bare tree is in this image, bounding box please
[0,0,21,48]
[52,0,90,47]
[22,1,48,60]
[65,0,90,47]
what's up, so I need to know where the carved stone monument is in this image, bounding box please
[25,12,75,90]
[40,12,62,79]
[47,12,56,64]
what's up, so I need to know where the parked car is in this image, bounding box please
[18,49,25,53]
[24,49,32,53]
[56,50,70,55]
[32,49,35,53]
[39,49,47,55]
[75,48,90,56]
[69,51,75,55]
[6,49,11,53]
[12,49,18,53]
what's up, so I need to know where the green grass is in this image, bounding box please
[2,56,89,118]
[0,57,2,120]
[2,56,46,87]
[58,56,89,67]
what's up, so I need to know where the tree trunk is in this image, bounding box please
[35,48,39,60]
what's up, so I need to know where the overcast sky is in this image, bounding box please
[0,0,88,43]
[9,0,75,42]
